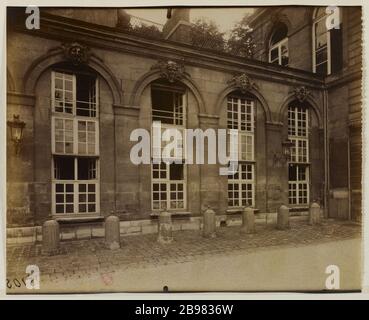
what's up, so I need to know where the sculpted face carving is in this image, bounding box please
[62,42,90,65]
[228,73,257,93]
[293,86,311,103]
[152,60,186,83]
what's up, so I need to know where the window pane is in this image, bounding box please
[54,156,75,180]
[151,87,185,125]
[56,204,64,214]
[78,158,97,180]
[76,74,97,117]
[53,72,75,114]
[270,47,278,61]
[169,163,184,180]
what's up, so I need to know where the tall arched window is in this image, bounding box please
[288,103,309,206]
[227,94,255,208]
[313,7,343,75]
[151,79,186,211]
[269,23,289,66]
[51,64,100,215]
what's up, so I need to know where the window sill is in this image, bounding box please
[54,214,104,224]
[226,208,260,214]
[150,211,191,218]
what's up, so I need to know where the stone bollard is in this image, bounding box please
[277,205,290,230]
[240,206,255,234]
[309,202,321,225]
[203,206,216,238]
[42,220,60,255]
[105,214,121,250]
[157,211,173,244]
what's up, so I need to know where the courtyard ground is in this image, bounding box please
[6,219,362,293]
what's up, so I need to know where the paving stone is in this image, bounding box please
[6,220,361,285]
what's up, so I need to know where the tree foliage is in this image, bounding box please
[130,23,163,39]
[190,18,226,51]
[227,15,256,58]
[189,16,255,58]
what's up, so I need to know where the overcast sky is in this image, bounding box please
[125,8,255,34]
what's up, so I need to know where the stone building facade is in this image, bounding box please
[6,7,362,233]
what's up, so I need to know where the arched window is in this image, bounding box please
[269,23,289,66]
[151,79,186,211]
[288,103,309,206]
[227,94,255,208]
[51,63,100,215]
[313,7,343,75]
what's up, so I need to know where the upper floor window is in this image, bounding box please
[269,23,289,67]
[313,7,343,75]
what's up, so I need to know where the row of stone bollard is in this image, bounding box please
[41,214,123,255]
[41,202,322,255]
[276,202,321,230]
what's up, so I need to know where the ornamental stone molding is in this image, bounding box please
[151,59,187,83]
[227,73,258,94]
[62,42,91,65]
[293,85,311,103]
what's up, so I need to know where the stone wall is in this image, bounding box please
[7,8,325,227]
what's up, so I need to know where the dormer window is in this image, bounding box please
[313,7,343,75]
[269,23,289,67]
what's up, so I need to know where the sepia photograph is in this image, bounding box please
[4,4,363,294]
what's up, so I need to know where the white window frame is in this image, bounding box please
[312,14,331,75]
[227,96,255,161]
[288,165,310,206]
[51,157,100,215]
[269,37,289,66]
[52,117,99,156]
[51,71,99,118]
[51,70,100,216]
[151,85,187,211]
[151,162,187,211]
[227,96,255,208]
[312,8,342,75]
[288,105,310,206]
[228,163,255,208]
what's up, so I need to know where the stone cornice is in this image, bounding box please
[325,68,362,89]
[7,91,36,107]
[10,12,325,90]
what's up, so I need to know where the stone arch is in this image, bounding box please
[215,84,272,123]
[7,68,16,92]
[278,93,323,128]
[23,48,123,105]
[129,69,206,114]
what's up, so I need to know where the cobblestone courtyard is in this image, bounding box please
[6,219,361,293]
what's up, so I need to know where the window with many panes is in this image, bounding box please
[269,23,289,67]
[227,96,255,207]
[151,82,186,211]
[288,105,309,205]
[313,7,343,75]
[152,162,186,210]
[51,70,99,215]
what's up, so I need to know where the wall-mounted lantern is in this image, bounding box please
[273,138,294,166]
[7,114,26,155]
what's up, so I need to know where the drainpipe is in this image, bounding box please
[348,134,351,220]
[323,88,329,218]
